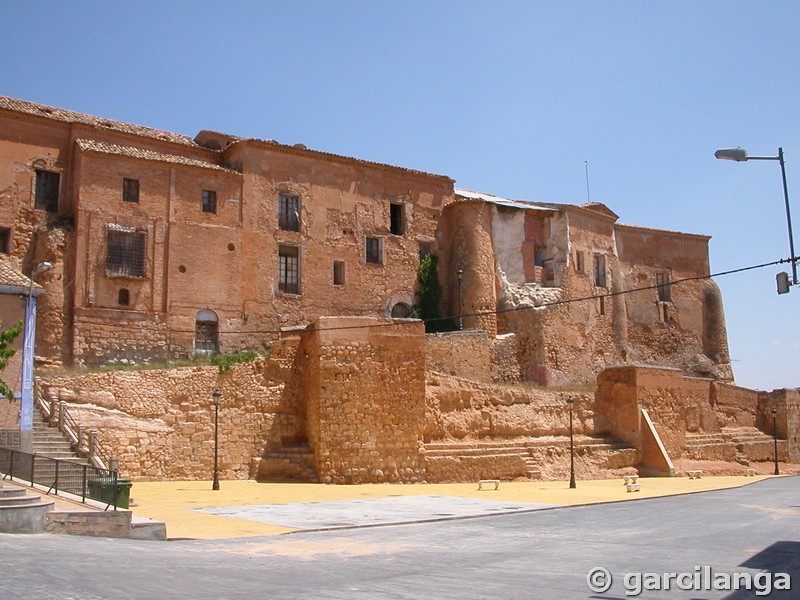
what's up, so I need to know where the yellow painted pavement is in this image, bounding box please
[128,475,775,540]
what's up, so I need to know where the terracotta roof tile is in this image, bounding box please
[0,257,42,293]
[75,140,239,174]
[0,95,199,147]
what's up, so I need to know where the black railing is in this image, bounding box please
[0,446,121,510]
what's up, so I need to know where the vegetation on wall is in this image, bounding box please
[210,350,260,373]
[411,254,456,333]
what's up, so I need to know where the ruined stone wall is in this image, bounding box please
[40,356,291,481]
[491,333,522,383]
[424,373,593,442]
[425,330,491,383]
[713,382,759,428]
[309,317,426,484]
[758,388,800,462]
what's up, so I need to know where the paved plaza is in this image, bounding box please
[1,476,798,598]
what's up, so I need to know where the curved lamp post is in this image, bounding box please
[771,406,779,476]
[212,388,221,490]
[715,147,797,287]
[567,395,576,489]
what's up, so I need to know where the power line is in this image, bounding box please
[161,256,789,336]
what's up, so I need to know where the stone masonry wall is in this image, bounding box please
[310,317,427,484]
[425,330,492,383]
[40,356,293,481]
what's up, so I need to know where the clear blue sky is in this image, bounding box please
[2,1,798,390]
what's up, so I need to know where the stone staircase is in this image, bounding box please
[32,409,88,464]
[683,427,786,465]
[256,442,319,482]
[0,478,54,533]
[424,434,638,482]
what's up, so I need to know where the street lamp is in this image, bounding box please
[771,406,779,476]
[567,395,576,489]
[715,146,797,287]
[212,388,221,490]
[457,269,464,330]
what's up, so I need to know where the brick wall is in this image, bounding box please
[425,330,492,382]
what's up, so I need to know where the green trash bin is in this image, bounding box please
[88,477,132,509]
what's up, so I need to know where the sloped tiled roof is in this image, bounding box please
[76,140,239,174]
[0,95,199,147]
[0,257,43,294]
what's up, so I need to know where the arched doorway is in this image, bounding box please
[391,302,411,318]
[195,309,219,355]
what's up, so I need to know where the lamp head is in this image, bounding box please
[566,395,575,407]
[715,147,748,162]
[212,388,222,402]
[771,406,778,418]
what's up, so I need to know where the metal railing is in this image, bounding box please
[0,446,122,510]
[34,380,114,472]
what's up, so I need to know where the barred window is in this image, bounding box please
[123,178,139,203]
[35,170,60,212]
[106,226,147,278]
[279,194,300,231]
[279,245,299,294]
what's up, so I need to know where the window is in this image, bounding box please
[534,246,547,267]
[656,272,671,302]
[594,254,607,288]
[122,178,139,203]
[390,203,405,235]
[278,245,300,294]
[598,295,606,316]
[366,237,382,264]
[333,261,345,285]
[279,194,300,231]
[118,289,130,306]
[106,226,147,278]
[575,251,585,273]
[195,309,219,355]
[419,242,431,261]
[201,190,217,214]
[34,170,60,212]
[0,228,10,254]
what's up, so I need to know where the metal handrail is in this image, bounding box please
[33,380,113,472]
[0,445,122,510]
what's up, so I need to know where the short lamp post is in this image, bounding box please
[715,146,797,289]
[457,269,464,330]
[567,395,576,489]
[772,406,779,476]
[212,388,221,491]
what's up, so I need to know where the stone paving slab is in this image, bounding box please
[196,494,556,530]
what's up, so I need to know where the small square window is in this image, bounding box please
[279,194,300,232]
[333,261,345,285]
[123,178,140,203]
[34,170,59,212]
[118,288,130,306]
[366,237,382,264]
[534,246,546,267]
[390,203,405,235]
[202,190,217,214]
